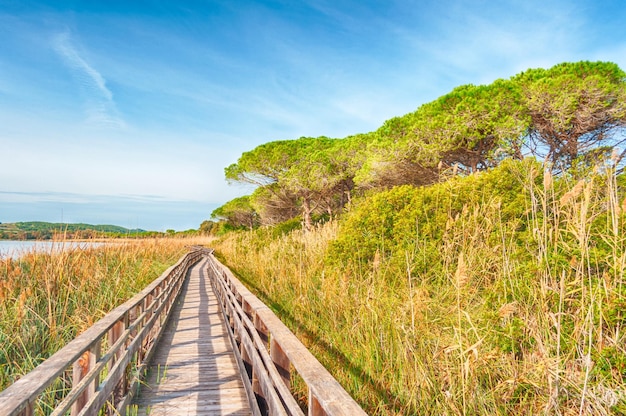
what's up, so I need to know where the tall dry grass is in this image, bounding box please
[212,160,626,415]
[0,236,212,391]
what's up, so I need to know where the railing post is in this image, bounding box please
[136,303,145,364]
[254,313,269,345]
[154,285,161,312]
[18,402,34,416]
[270,338,291,388]
[71,342,101,416]
[107,320,125,413]
[240,338,252,378]
[309,392,327,416]
[251,313,269,413]
[128,306,137,340]
[242,300,254,325]
[228,302,236,336]
[0,252,204,416]
[145,293,159,350]
[236,292,243,307]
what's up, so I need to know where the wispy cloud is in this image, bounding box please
[0,190,173,204]
[0,191,215,230]
[52,30,125,128]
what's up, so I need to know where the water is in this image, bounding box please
[0,240,105,259]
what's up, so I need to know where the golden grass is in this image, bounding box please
[0,236,213,391]
[212,163,626,415]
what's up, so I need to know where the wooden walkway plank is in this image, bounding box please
[132,258,252,416]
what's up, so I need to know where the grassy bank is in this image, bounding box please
[212,159,626,415]
[0,237,212,391]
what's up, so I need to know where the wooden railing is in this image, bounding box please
[0,249,204,416]
[203,249,367,416]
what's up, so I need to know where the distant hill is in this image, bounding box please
[0,221,147,240]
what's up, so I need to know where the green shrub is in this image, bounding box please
[328,158,533,272]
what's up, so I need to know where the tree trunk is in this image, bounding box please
[302,198,313,231]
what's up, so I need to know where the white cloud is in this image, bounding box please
[386,1,586,89]
[3,0,625,230]
[0,125,246,205]
[52,31,125,128]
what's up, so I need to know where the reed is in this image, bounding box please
[212,160,626,415]
[0,236,212,391]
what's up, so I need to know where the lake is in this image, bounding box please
[0,240,105,259]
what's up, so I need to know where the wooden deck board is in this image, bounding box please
[132,258,252,416]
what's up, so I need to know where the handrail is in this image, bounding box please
[202,249,367,416]
[0,249,204,416]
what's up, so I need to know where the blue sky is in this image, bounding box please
[1,0,625,231]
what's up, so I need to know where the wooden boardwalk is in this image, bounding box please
[132,258,252,416]
[0,249,366,416]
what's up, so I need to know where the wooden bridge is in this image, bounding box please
[0,248,367,416]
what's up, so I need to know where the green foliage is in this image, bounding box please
[199,220,215,234]
[225,136,354,229]
[595,346,626,379]
[211,195,260,230]
[14,222,138,233]
[220,60,626,229]
[405,80,527,169]
[0,239,193,392]
[213,155,626,415]
[210,60,626,415]
[0,222,153,240]
[514,61,626,167]
[329,158,532,270]
[225,136,339,188]
[271,217,302,237]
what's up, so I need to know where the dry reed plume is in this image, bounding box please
[0,236,213,392]
[212,160,626,415]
